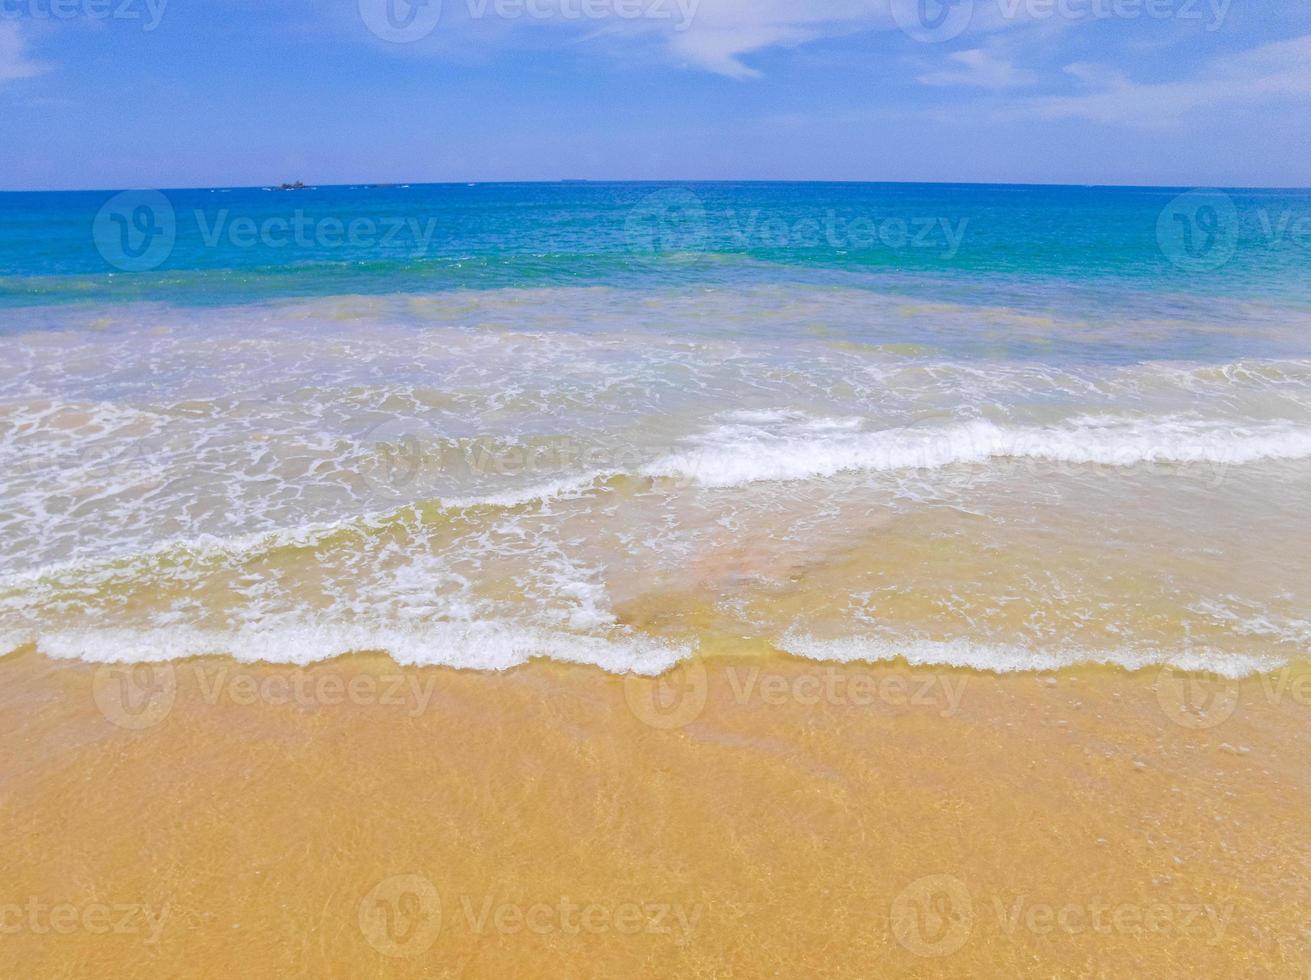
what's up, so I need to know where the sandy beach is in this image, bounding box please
[3,646,1308,978]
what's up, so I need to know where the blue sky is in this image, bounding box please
[2,0,1309,189]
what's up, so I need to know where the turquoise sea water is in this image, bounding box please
[3,182,1310,348]
[2,183,1310,673]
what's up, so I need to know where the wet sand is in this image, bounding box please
[2,646,1309,978]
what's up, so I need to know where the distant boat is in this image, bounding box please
[277,181,307,191]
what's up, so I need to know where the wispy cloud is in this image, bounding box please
[354,0,896,79]
[346,0,1096,81]
[0,23,45,84]
[659,0,887,79]
[1001,34,1311,126]
[918,48,1037,90]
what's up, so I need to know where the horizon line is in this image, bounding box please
[3,178,1311,194]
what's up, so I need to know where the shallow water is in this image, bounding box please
[1,184,1310,676]
[1,291,1309,676]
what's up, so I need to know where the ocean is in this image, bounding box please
[2,181,1310,676]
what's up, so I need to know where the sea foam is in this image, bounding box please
[778,632,1284,679]
[26,622,690,676]
[642,415,1311,487]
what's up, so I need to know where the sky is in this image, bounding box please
[1,0,1309,189]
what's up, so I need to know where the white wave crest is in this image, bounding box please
[25,621,689,676]
[779,632,1282,679]
[642,415,1311,487]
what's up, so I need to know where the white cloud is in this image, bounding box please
[918,48,1037,89]
[0,23,44,84]
[666,23,821,79]
[659,0,886,78]
[1002,34,1311,126]
[407,0,893,79]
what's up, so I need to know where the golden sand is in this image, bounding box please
[2,646,1309,978]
